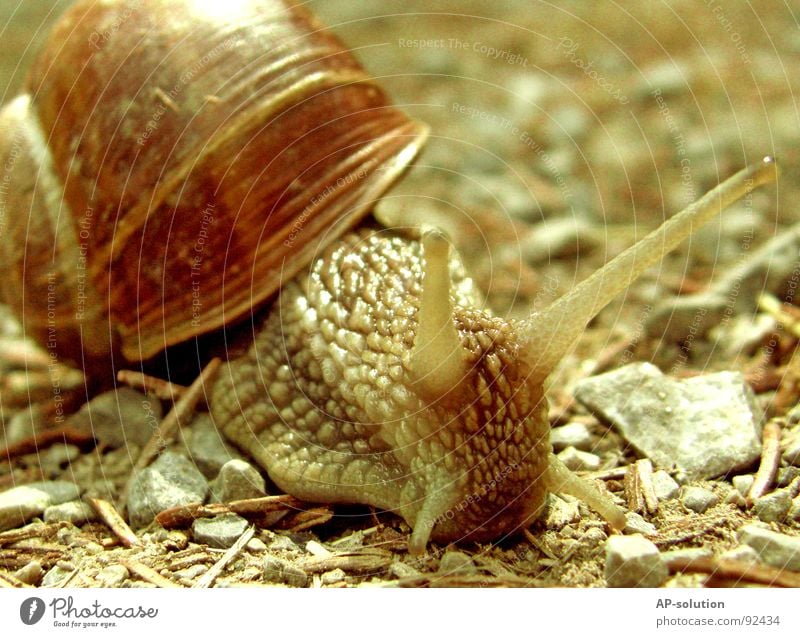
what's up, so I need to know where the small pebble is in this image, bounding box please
[305,540,332,558]
[681,486,719,513]
[721,545,760,563]
[14,561,43,586]
[192,513,249,549]
[438,550,477,576]
[557,446,601,471]
[724,490,747,508]
[175,564,208,580]
[96,564,129,587]
[544,494,580,529]
[127,452,208,528]
[784,436,800,467]
[44,501,97,525]
[266,533,302,554]
[652,471,680,501]
[753,490,792,523]
[777,466,800,488]
[732,474,755,497]
[738,524,800,572]
[211,459,266,502]
[0,481,81,531]
[321,569,346,585]
[40,444,81,476]
[661,547,713,567]
[246,538,267,553]
[605,535,668,588]
[789,497,800,521]
[263,555,308,587]
[550,422,594,451]
[42,564,74,587]
[624,512,657,536]
[389,562,421,579]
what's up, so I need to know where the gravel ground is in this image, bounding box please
[1,1,799,588]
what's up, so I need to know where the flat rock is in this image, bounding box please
[652,471,680,500]
[211,459,266,503]
[738,524,800,572]
[0,481,81,531]
[575,363,762,480]
[605,535,667,588]
[550,422,594,451]
[192,513,250,549]
[67,388,162,448]
[721,545,760,563]
[557,446,601,471]
[681,486,719,513]
[624,512,657,536]
[438,550,477,576]
[732,474,755,497]
[127,452,209,528]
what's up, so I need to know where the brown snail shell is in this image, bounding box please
[0,0,427,367]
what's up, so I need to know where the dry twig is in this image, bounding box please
[121,559,182,588]
[194,525,255,588]
[116,369,188,402]
[87,497,140,548]
[155,494,305,528]
[668,555,800,588]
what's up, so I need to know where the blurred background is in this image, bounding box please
[1,0,798,360]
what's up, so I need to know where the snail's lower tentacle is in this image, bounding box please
[545,454,627,531]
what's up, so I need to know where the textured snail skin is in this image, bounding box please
[212,230,552,550]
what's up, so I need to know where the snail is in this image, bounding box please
[0,0,778,554]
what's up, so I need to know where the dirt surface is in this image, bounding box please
[1,1,799,588]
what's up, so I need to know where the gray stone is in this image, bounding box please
[44,501,97,525]
[127,452,209,528]
[790,497,800,521]
[605,535,668,588]
[211,459,266,503]
[0,481,81,531]
[652,471,680,501]
[732,474,755,497]
[738,524,800,571]
[14,561,43,585]
[753,490,792,523]
[25,481,81,504]
[438,550,477,576]
[41,564,73,587]
[246,538,267,553]
[550,422,594,451]
[96,565,129,587]
[681,486,719,513]
[721,545,760,563]
[522,218,599,263]
[557,446,601,471]
[624,512,657,536]
[321,568,346,585]
[263,555,308,587]
[186,414,243,478]
[783,435,800,467]
[192,513,249,549]
[40,444,81,476]
[389,561,421,579]
[266,533,302,554]
[67,387,162,448]
[777,467,800,488]
[175,564,208,581]
[575,363,762,480]
[661,547,713,568]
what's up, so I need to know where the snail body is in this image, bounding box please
[0,0,778,553]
